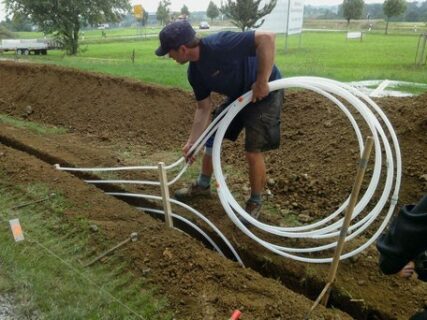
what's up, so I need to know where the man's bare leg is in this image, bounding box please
[244,151,265,218]
[201,152,213,178]
[246,151,266,195]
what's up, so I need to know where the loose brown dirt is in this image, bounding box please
[0,61,426,319]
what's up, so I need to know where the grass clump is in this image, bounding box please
[0,114,68,135]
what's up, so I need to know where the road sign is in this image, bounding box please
[133,5,144,19]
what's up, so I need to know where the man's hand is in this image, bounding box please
[183,141,195,164]
[398,261,415,278]
[251,80,269,103]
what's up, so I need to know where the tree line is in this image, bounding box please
[3,0,419,56]
[155,0,276,32]
[306,0,427,24]
[338,0,421,34]
[2,0,277,55]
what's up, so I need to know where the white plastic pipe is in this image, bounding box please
[209,77,401,263]
[137,207,226,258]
[106,192,244,266]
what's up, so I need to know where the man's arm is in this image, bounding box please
[183,96,212,161]
[252,31,276,103]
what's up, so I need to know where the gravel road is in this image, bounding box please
[0,294,18,320]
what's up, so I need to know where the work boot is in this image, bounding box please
[174,181,211,202]
[236,201,262,226]
[245,200,262,220]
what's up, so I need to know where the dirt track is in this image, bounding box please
[0,61,426,319]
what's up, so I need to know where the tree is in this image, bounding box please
[383,0,407,34]
[365,3,385,20]
[207,1,220,22]
[341,0,365,25]
[9,12,32,31]
[142,10,149,26]
[181,4,190,17]
[0,26,14,39]
[156,0,171,25]
[5,0,130,55]
[221,0,277,31]
[135,6,149,27]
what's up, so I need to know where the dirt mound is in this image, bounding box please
[0,61,426,319]
[0,61,425,206]
[0,61,194,150]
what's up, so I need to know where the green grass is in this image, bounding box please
[14,26,162,41]
[4,30,427,93]
[393,83,426,94]
[0,182,172,320]
[278,32,427,84]
[0,114,68,135]
[303,18,427,34]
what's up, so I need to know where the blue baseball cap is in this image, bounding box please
[155,20,196,56]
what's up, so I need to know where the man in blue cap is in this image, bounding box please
[155,20,283,220]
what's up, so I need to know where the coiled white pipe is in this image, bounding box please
[209,77,401,263]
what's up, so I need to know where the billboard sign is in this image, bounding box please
[259,0,304,35]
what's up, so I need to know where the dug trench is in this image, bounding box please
[0,61,426,319]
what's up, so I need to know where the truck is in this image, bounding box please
[0,39,50,55]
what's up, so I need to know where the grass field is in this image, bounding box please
[303,18,427,34]
[5,30,425,93]
[279,32,427,83]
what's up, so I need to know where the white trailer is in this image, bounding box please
[0,39,49,55]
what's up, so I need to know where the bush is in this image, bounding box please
[0,26,14,39]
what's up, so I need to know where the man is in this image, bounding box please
[155,20,283,219]
[376,195,427,320]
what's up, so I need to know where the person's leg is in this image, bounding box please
[244,151,265,219]
[246,151,265,198]
[242,90,283,218]
[197,149,213,188]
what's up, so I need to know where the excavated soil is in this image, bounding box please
[0,61,426,319]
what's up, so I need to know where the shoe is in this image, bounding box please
[245,200,262,219]
[174,181,211,202]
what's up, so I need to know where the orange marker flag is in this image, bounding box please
[229,310,242,320]
[9,218,24,242]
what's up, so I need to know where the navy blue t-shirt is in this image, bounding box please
[188,31,281,101]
